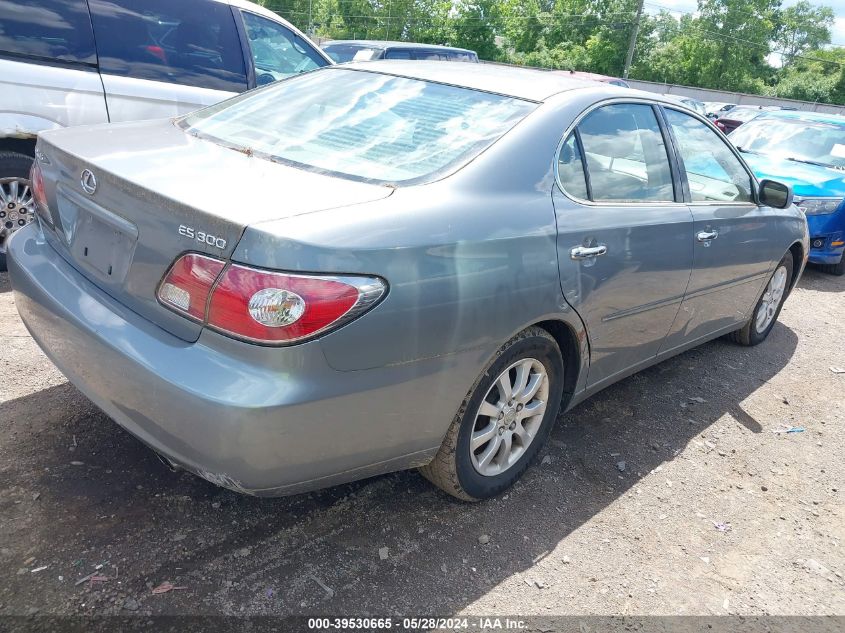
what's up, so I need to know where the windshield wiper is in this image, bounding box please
[735,146,759,155]
[786,156,842,170]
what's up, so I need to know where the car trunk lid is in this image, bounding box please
[36,119,393,342]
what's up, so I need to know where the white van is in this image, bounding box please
[0,0,331,270]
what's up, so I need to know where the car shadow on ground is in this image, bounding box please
[799,265,845,293]
[0,322,798,615]
[0,271,10,293]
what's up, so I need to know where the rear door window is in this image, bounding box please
[240,11,326,85]
[0,0,96,65]
[576,103,675,203]
[89,0,247,92]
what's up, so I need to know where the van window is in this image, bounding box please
[0,0,96,65]
[384,49,412,60]
[89,0,247,92]
[241,11,326,85]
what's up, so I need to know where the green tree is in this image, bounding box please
[451,0,500,59]
[774,0,834,64]
[771,46,845,103]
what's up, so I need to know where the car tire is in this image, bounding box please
[819,253,845,276]
[729,251,793,346]
[419,326,564,501]
[0,151,37,273]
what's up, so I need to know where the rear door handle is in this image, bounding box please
[697,230,718,242]
[570,245,608,260]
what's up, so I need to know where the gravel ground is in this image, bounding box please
[0,266,843,618]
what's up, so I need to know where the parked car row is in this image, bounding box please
[662,94,708,116]
[705,102,737,118]
[711,105,780,133]
[323,40,478,63]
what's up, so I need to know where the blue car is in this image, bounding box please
[730,110,845,275]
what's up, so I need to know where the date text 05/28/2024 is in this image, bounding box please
[307,618,528,630]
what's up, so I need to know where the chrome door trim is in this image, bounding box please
[570,244,607,259]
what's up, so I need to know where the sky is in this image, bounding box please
[644,0,845,48]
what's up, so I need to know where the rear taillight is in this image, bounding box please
[157,254,386,344]
[157,254,226,321]
[30,161,51,226]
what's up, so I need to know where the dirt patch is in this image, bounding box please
[0,267,843,616]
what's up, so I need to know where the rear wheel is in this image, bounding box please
[419,326,564,501]
[0,152,37,272]
[819,253,845,276]
[729,251,793,346]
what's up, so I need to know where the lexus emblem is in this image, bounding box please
[80,169,97,195]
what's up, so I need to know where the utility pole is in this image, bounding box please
[623,0,645,79]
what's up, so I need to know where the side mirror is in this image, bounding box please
[759,179,793,209]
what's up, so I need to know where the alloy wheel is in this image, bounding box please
[470,357,550,477]
[0,177,36,255]
[755,265,788,334]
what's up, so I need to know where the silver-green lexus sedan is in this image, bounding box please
[7,62,808,500]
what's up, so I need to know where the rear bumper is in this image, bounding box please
[8,224,479,496]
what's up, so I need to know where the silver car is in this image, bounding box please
[0,0,332,271]
[8,62,808,500]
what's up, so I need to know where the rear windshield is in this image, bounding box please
[180,68,535,184]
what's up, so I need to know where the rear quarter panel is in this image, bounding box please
[231,95,593,377]
[237,183,571,373]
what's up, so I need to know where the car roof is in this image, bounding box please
[324,40,476,54]
[337,61,634,101]
[217,0,292,23]
[557,70,620,83]
[754,109,845,126]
